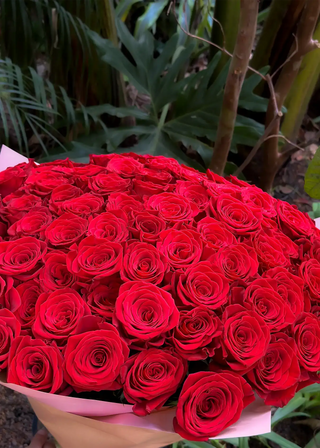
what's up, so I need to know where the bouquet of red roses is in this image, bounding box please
[0,145,319,448]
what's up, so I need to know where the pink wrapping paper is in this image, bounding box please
[0,144,272,443]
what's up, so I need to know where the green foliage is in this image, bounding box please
[83,21,267,169]
[305,146,320,199]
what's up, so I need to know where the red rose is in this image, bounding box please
[49,185,82,214]
[243,278,295,331]
[0,237,46,277]
[175,181,210,210]
[132,179,168,197]
[173,371,254,441]
[197,217,236,251]
[39,251,75,291]
[81,275,122,321]
[130,211,166,243]
[3,192,42,224]
[299,258,320,301]
[147,193,199,223]
[8,207,53,240]
[8,335,64,393]
[209,194,261,235]
[145,156,180,175]
[157,228,202,270]
[205,181,242,199]
[0,164,27,198]
[277,200,315,239]
[67,236,123,279]
[106,192,144,217]
[106,155,143,178]
[113,281,179,349]
[25,168,72,196]
[263,267,305,319]
[293,313,320,373]
[246,333,300,407]
[274,230,299,260]
[63,318,129,393]
[176,262,229,309]
[59,193,104,217]
[121,242,168,285]
[221,304,270,372]
[0,276,20,312]
[214,243,259,282]
[138,167,173,185]
[45,212,87,247]
[89,154,115,167]
[241,186,276,218]
[14,280,41,332]
[73,164,106,189]
[0,309,20,370]
[121,348,187,416]
[87,210,129,242]
[88,173,131,196]
[251,231,290,270]
[33,288,91,346]
[170,306,222,360]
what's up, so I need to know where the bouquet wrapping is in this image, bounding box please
[1,143,319,448]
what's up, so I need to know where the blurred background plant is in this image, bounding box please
[1,0,320,194]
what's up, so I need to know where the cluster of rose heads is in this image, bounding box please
[0,153,319,441]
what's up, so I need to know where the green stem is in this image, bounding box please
[250,0,292,71]
[281,21,320,142]
[209,0,240,77]
[209,0,258,175]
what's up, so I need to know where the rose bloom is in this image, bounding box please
[174,371,254,441]
[0,309,20,370]
[67,236,123,279]
[113,281,179,349]
[210,194,261,235]
[63,318,129,393]
[130,211,167,244]
[147,192,199,223]
[39,251,76,292]
[0,237,46,278]
[246,333,300,407]
[121,242,168,285]
[87,210,129,242]
[81,275,122,322]
[14,280,41,332]
[59,193,104,217]
[45,213,87,247]
[88,173,131,196]
[33,288,91,346]
[277,200,315,239]
[170,306,222,360]
[176,261,229,309]
[157,228,202,270]
[197,217,236,251]
[0,276,20,312]
[214,243,259,282]
[220,304,270,372]
[243,278,295,331]
[293,313,320,373]
[121,348,187,416]
[3,191,42,224]
[49,185,82,214]
[7,335,64,393]
[0,164,27,198]
[299,258,320,301]
[175,181,210,210]
[106,154,143,178]
[7,207,53,240]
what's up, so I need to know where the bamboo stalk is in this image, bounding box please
[281,21,320,142]
[210,0,241,76]
[250,0,292,71]
[209,0,259,175]
[260,0,320,192]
